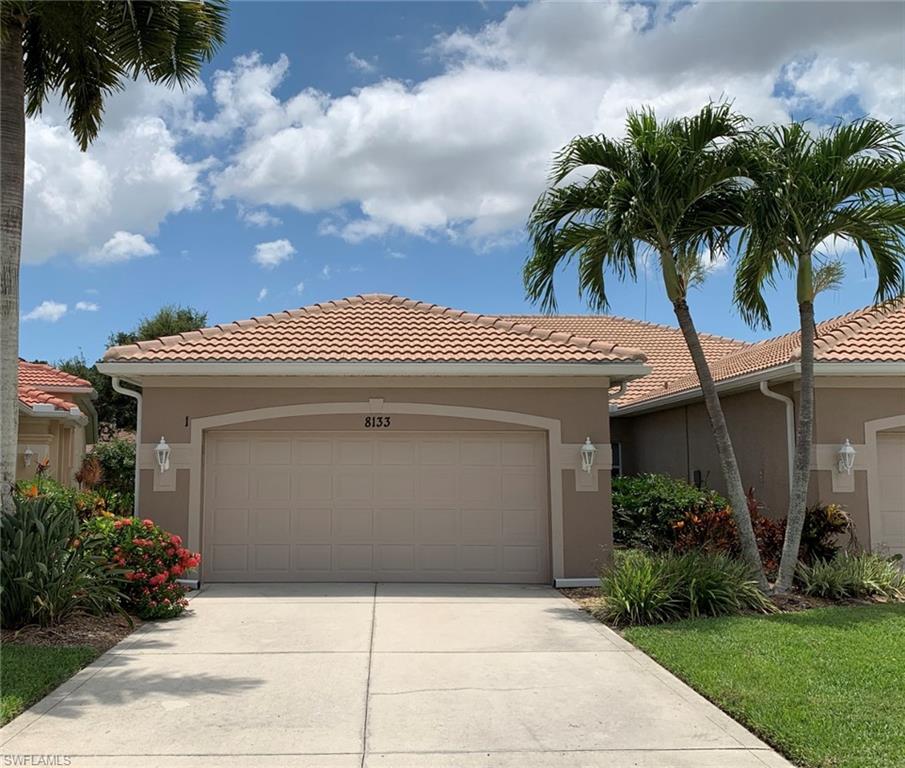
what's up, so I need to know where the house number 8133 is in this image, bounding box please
[364,416,392,428]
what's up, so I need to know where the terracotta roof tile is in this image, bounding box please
[103,294,648,365]
[18,360,91,389]
[504,315,748,404]
[18,383,81,414]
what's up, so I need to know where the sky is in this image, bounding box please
[19,0,905,364]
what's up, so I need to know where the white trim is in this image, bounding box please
[186,401,582,581]
[17,402,86,424]
[554,578,598,587]
[865,413,905,551]
[111,377,142,516]
[98,360,649,380]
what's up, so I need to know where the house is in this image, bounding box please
[97,294,650,585]
[16,360,98,487]
[509,301,905,560]
[96,294,905,586]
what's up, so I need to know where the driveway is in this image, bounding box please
[1,584,791,767]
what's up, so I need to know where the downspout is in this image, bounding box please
[759,380,794,492]
[111,377,142,516]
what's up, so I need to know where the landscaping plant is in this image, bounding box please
[84,516,200,619]
[598,550,774,627]
[0,496,122,628]
[797,553,905,601]
[16,478,110,521]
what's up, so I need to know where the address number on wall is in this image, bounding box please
[363,416,392,428]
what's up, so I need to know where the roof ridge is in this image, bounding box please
[503,313,750,346]
[104,293,649,362]
[795,300,904,360]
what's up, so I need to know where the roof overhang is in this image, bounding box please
[98,360,651,383]
[18,402,88,425]
[612,361,905,416]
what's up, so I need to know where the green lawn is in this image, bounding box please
[624,604,905,768]
[1,645,99,725]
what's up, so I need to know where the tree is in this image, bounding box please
[0,2,227,514]
[525,104,768,590]
[734,119,905,592]
[57,305,209,433]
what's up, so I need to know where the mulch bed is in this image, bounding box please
[559,587,602,616]
[1,613,140,654]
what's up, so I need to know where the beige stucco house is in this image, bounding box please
[98,294,650,585]
[16,360,98,487]
[97,294,904,586]
[513,302,905,560]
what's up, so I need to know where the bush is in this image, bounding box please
[16,477,109,521]
[89,438,136,510]
[797,553,905,600]
[799,503,853,563]
[0,497,123,629]
[83,516,199,619]
[612,474,727,551]
[598,550,774,627]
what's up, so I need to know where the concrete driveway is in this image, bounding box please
[1,584,790,767]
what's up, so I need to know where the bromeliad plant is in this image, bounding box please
[84,516,200,619]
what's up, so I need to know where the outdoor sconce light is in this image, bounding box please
[23,446,34,468]
[837,439,856,475]
[580,437,597,474]
[155,437,171,473]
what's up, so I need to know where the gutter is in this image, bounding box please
[111,377,142,517]
[17,402,88,425]
[759,381,794,492]
[608,381,627,413]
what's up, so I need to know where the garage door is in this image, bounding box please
[876,431,905,559]
[202,431,550,583]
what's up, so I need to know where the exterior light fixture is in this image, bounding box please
[23,446,34,468]
[155,437,171,473]
[580,437,597,474]
[837,439,856,475]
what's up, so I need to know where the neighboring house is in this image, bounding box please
[97,294,650,585]
[17,360,98,487]
[511,302,905,560]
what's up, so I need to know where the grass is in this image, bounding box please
[0,645,99,725]
[624,603,905,768]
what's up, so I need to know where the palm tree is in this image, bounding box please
[525,104,769,590]
[0,1,227,514]
[734,119,905,592]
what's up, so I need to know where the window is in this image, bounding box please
[611,442,622,477]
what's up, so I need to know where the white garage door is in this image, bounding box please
[203,431,550,583]
[876,432,905,559]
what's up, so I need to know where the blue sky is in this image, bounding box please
[19,1,904,364]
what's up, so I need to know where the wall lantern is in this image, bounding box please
[23,446,34,468]
[580,437,597,474]
[837,439,856,475]
[155,437,171,473]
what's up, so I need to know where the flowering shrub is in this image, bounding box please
[84,516,200,619]
[17,477,110,521]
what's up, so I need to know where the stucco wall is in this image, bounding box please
[137,381,613,580]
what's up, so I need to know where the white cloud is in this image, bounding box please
[257,287,268,301]
[208,2,901,247]
[347,52,377,74]
[387,250,407,260]
[295,280,305,295]
[238,205,282,227]
[75,301,100,312]
[252,238,296,269]
[321,265,332,280]
[83,231,158,265]
[23,300,67,322]
[23,80,208,264]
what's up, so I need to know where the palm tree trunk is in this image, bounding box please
[0,22,25,515]
[775,299,815,591]
[672,297,768,590]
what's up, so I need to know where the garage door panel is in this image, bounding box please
[205,431,549,582]
[876,433,905,559]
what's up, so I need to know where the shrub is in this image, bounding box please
[797,553,905,600]
[16,477,109,521]
[612,474,727,551]
[799,503,853,563]
[598,550,774,627]
[0,497,123,629]
[84,516,199,619]
[89,438,136,500]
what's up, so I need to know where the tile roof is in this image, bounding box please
[17,361,91,415]
[504,315,749,404]
[103,294,648,365]
[18,360,92,389]
[649,301,905,403]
